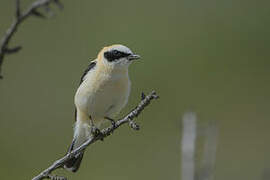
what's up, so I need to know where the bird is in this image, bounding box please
[64,44,140,172]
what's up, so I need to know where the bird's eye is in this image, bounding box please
[114,50,120,56]
[104,50,129,62]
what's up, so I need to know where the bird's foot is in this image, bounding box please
[91,126,104,141]
[89,115,104,141]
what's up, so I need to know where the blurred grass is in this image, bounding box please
[0,0,270,179]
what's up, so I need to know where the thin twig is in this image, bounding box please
[32,91,159,180]
[0,0,63,79]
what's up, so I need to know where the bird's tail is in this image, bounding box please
[64,121,91,172]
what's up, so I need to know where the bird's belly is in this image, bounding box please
[87,78,130,119]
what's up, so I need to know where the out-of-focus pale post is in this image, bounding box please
[181,112,197,180]
[199,122,218,180]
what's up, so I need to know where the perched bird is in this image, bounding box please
[64,44,140,172]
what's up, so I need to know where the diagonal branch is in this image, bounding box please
[32,91,159,180]
[0,0,63,79]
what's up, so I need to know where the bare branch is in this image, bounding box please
[32,91,159,180]
[0,0,63,79]
[15,0,21,18]
[31,9,46,18]
[4,46,22,54]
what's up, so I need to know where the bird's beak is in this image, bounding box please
[128,54,141,61]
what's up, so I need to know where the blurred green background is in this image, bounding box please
[0,0,270,179]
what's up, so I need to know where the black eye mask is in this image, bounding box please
[104,50,131,62]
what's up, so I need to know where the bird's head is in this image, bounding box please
[98,44,140,68]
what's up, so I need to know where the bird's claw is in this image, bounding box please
[91,126,104,141]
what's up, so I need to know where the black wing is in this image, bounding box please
[75,60,97,121]
[79,60,97,84]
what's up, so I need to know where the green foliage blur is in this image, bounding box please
[0,0,270,179]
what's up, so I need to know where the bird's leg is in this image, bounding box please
[104,116,117,130]
[89,115,103,140]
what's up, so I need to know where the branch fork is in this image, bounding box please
[0,0,63,79]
